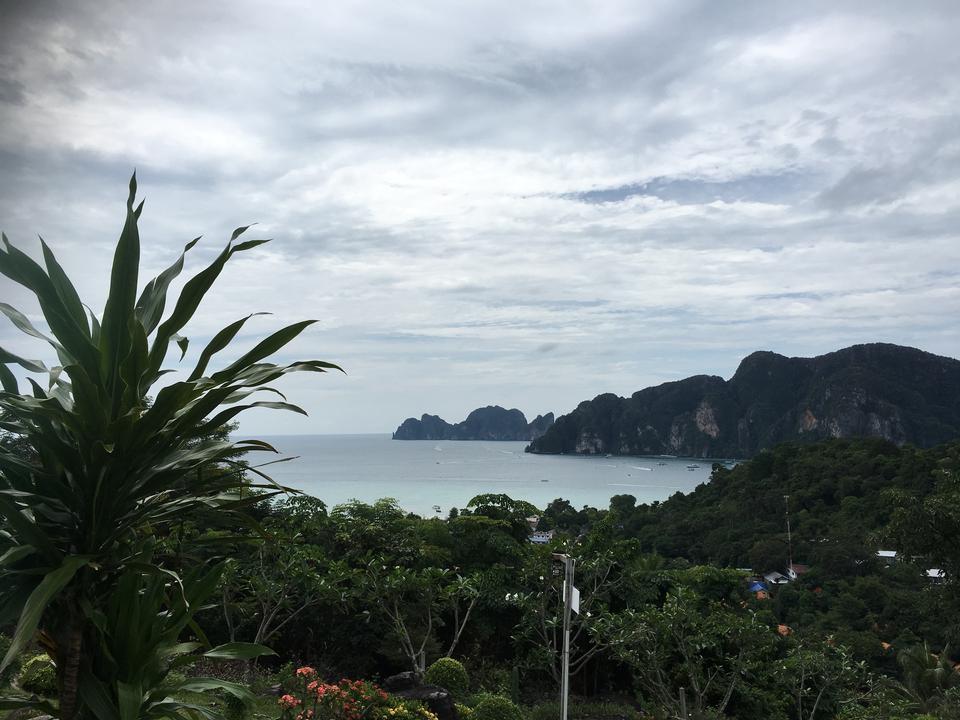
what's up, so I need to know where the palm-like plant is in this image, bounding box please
[896,642,959,713]
[0,175,339,718]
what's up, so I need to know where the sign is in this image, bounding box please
[570,585,580,615]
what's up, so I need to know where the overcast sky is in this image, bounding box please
[1,0,959,435]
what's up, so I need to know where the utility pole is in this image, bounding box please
[552,553,576,720]
[784,494,793,574]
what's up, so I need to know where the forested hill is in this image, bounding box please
[606,437,960,573]
[527,343,960,457]
[393,405,554,440]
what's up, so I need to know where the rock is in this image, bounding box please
[393,406,554,441]
[383,671,420,692]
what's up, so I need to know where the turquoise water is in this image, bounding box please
[255,434,718,517]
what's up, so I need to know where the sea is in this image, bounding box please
[255,434,721,517]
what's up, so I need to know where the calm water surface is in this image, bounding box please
[256,434,722,516]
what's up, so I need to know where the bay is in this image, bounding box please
[257,434,718,517]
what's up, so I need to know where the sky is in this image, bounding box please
[1,0,959,435]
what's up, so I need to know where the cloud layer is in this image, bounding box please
[2,0,959,433]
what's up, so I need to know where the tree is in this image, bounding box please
[357,562,485,673]
[599,585,778,718]
[510,543,624,687]
[0,175,338,718]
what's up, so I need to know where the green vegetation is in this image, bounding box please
[468,695,524,720]
[0,637,17,688]
[18,654,57,696]
[0,177,335,718]
[424,658,470,697]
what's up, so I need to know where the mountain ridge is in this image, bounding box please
[393,405,555,441]
[526,343,960,457]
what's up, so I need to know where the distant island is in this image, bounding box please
[393,406,555,441]
[527,343,960,457]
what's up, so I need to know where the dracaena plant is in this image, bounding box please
[0,174,339,719]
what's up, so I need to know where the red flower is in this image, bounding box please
[279,694,302,708]
[297,666,318,678]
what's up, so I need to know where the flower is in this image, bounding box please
[279,694,302,708]
[297,666,318,678]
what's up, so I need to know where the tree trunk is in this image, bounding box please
[58,616,83,720]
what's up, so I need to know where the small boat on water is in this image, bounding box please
[657,461,667,466]
[686,463,700,470]
[540,479,549,483]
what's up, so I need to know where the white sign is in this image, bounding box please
[570,585,580,615]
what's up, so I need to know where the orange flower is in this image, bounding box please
[297,666,318,677]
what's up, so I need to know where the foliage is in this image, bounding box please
[18,653,57,696]
[526,700,642,720]
[468,694,524,720]
[424,658,469,697]
[0,175,335,718]
[886,451,960,580]
[81,436,956,714]
[598,582,781,718]
[615,438,956,569]
[0,635,19,687]
[509,538,628,687]
[894,642,960,714]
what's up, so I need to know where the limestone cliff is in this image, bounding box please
[526,343,960,457]
[393,406,554,441]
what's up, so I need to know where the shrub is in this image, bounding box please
[278,669,394,720]
[455,703,474,719]
[19,654,58,696]
[425,658,470,698]
[470,694,524,720]
[390,700,441,720]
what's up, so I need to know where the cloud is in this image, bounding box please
[1,0,959,434]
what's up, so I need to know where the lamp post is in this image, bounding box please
[552,553,576,720]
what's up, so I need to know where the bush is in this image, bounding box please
[455,703,474,719]
[470,694,524,720]
[425,658,470,698]
[462,658,511,694]
[19,653,57,696]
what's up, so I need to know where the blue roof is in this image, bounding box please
[749,581,768,592]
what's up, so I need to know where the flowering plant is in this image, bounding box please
[279,668,401,720]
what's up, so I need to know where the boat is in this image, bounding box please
[686,463,700,470]
[540,479,549,483]
[657,461,667,466]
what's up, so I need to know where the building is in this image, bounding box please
[877,550,898,565]
[763,571,790,585]
[529,529,555,545]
